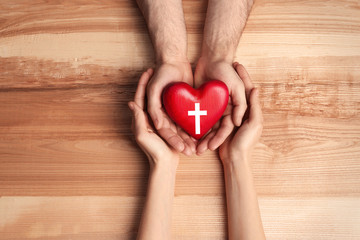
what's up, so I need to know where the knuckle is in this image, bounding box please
[167,134,179,144]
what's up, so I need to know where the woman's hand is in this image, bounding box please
[219,63,266,240]
[219,62,263,165]
[128,68,179,170]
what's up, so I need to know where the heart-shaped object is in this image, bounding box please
[162,80,229,140]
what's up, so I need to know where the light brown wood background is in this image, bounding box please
[1,0,360,239]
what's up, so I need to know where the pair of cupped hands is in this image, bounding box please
[128,59,263,168]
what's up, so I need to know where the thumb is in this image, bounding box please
[248,88,263,124]
[147,87,164,130]
[128,101,147,133]
[232,85,247,126]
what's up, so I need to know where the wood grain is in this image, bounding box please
[1,0,360,239]
[1,196,359,239]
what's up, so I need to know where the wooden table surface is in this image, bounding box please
[1,0,360,239]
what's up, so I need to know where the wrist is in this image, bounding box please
[196,56,232,73]
[200,43,235,65]
[149,157,178,176]
[221,152,250,169]
[156,51,189,66]
[223,158,252,178]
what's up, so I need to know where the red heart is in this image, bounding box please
[162,80,229,140]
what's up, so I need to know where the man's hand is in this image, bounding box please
[147,61,196,155]
[137,0,196,155]
[194,0,253,154]
[195,59,247,154]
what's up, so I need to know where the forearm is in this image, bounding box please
[136,0,188,64]
[137,163,176,240]
[202,0,253,63]
[223,158,265,240]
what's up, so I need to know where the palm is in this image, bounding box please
[219,119,249,163]
[194,58,247,153]
[195,59,240,89]
[137,109,178,163]
[129,68,180,167]
[195,60,241,118]
[147,62,196,155]
[148,62,193,94]
[219,67,264,165]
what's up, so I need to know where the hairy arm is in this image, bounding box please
[136,0,187,63]
[195,0,254,154]
[202,0,253,63]
[136,0,195,155]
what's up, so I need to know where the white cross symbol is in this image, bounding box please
[188,103,207,135]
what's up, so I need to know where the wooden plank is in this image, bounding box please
[1,127,360,197]
[0,88,359,196]
[1,0,360,239]
[1,196,359,239]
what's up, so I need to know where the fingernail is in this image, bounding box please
[184,148,192,156]
[197,150,205,155]
[197,146,206,155]
[177,142,185,152]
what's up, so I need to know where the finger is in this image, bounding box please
[134,69,153,109]
[196,131,216,155]
[130,104,135,135]
[160,114,178,134]
[157,127,185,153]
[128,101,147,136]
[147,78,165,130]
[231,85,247,126]
[248,88,263,125]
[196,119,220,155]
[234,62,253,99]
[208,115,234,150]
[147,68,154,76]
[178,128,197,155]
[182,144,193,156]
